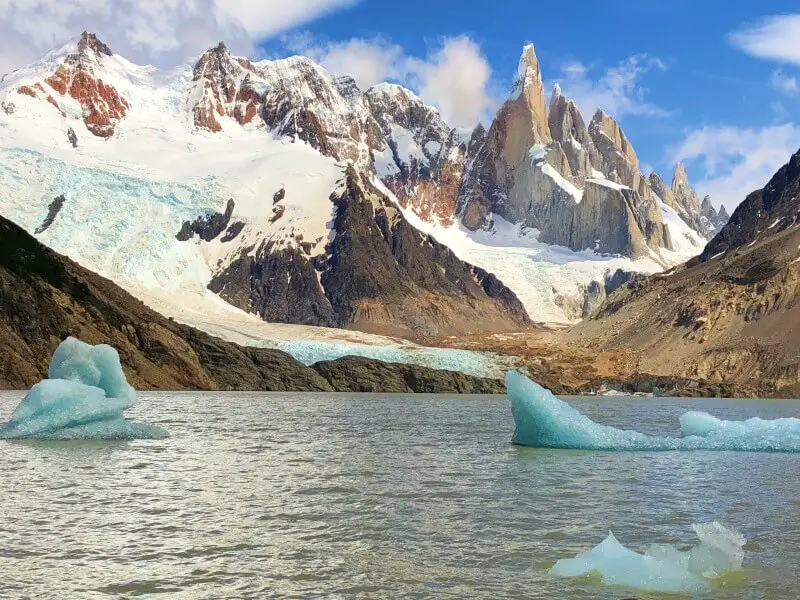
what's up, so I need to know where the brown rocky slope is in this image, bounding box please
[0,215,503,394]
[426,152,800,398]
[566,149,800,397]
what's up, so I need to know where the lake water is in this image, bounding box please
[1,391,799,599]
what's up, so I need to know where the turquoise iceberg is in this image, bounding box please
[1,337,168,440]
[507,370,800,452]
[551,522,746,594]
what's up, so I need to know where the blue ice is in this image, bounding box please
[507,370,800,452]
[270,340,499,378]
[0,338,168,440]
[551,522,746,594]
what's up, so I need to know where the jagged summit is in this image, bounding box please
[517,44,539,78]
[672,161,690,189]
[76,31,113,57]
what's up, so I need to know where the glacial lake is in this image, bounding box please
[1,391,799,599]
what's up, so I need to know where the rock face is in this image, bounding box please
[366,84,465,225]
[209,168,530,337]
[702,149,800,260]
[0,214,505,393]
[34,195,66,235]
[458,45,554,231]
[452,46,697,259]
[176,199,236,242]
[588,110,644,193]
[701,195,729,232]
[190,42,263,131]
[39,32,128,138]
[548,84,602,182]
[650,165,728,239]
[672,162,702,216]
[311,357,505,394]
[541,180,669,256]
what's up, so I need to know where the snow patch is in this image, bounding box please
[541,163,583,203]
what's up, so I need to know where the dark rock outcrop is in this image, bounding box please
[220,221,244,243]
[312,356,505,394]
[210,168,530,337]
[34,195,66,235]
[209,244,337,327]
[702,148,800,260]
[318,168,530,335]
[177,199,235,242]
[67,127,78,148]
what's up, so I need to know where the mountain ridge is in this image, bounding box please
[0,31,724,333]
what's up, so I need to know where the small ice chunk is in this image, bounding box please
[0,337,167,440]
[550,522,746,594]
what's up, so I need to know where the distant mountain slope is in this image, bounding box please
[566,149,800,396]
[0,215,503,393]
[701,151,800,261]
[0,32,724,327]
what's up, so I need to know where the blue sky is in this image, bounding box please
[1,0,799,210]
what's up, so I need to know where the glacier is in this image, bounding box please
[508,370,800,452]
[0,338,168,440]
[267,340,502,378]
[551,522,746,594]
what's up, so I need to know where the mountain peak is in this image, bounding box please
[518,44,539,81]
[672,161,690,193]
[76,31,112,58]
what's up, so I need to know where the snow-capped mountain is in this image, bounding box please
[0,32,722,333]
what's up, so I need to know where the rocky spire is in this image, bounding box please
[671,161,701,216]
[548,84,601,180]
[588,109,643,191]
[76,32,113,58]
[191,41,263,132]
[512,44,551,145]
[649,172,678,209]
[701,194,716,218]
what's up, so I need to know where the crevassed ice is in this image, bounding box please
[507,370,800,452]
[0,338,168,440]
[550,522,746,594]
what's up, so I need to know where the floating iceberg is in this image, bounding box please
[0,338,168,440]
[551,522,746,594]
[508,370,800,452]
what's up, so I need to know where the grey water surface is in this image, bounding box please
[1,391,799,599]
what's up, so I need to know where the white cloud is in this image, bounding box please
[216,0,358,39]
[669,124,800,211]
[286,34,493,128]
[410,36,493,129]
[551,55,669,120]
[0,0,359,75]
[283,34,407,89]
[771,70,799,96]
[729,14,800,66]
